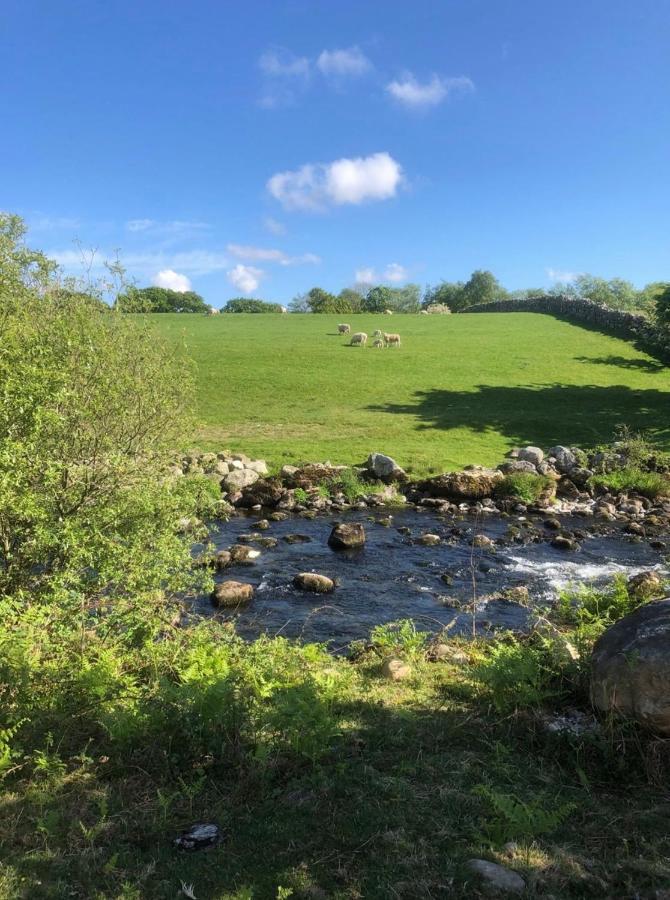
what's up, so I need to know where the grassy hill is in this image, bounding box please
[152,312,670,475]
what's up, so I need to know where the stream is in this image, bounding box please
[193,508,667,648]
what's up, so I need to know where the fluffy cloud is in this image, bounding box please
[355,263,408,285]
[153,269,192,292]
[316,46,371,77]
[227,264,263,295]
[546,267,581,283]
[386,73,474,108]
[267,152,403,212]
[259,49,310,78]
[227,243,320,266]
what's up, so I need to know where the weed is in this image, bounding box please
[494,472,555,503]
[370,619,429,659]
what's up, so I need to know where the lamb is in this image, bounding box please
[350,332,368,347]
[338,323,351,334]
[372,339,385,349]
[383,332,401,347]
[373,329,384,338]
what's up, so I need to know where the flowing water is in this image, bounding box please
[193,508,667,649]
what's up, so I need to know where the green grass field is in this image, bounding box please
[153,312,670,475]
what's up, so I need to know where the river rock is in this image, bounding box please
[548,445,579,473]
[229,544,260,564]
[518,445,544,466]
[466,859,525,894]
[293,572,335,593]
[237,478,284,508]
[283,533,312,544]
[421,468,503,501]
[473,534,495,549]
[223,468,259,492]
[498,459,538,475]
[328,522,366,549]
[417,533,441,546]
[551,535,579,552]
[627,571,664,601]
[381,657,411,681]
[365,452,406,482]
[214,550,232,571]
[212,581,254,607]
[591,598,670,734]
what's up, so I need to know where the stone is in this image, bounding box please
[228,544,260,565]
[293,572,335,593]
[518,445,544,466]
[237,478,284,509]
[543,517,561,531]
[214,550,232,571]
[222,468,260,492]
[548,445,578,473]
[381,657,411,681]
[430,643,469,665]
[328,522,366,549]
[420,468,504,501]
[627,571,664,601]
[283,533,312,544]
[551,535,579,552]
[591,598,670,734]
[174,823,222,851]
[212,581,254,607]
[256,536,278,549]
[246,459,269,475]
[417,533,441,546]
[498,459,538,475]
[466,859,526,894]
[365,452,406,482]
[473,534,495,549]
[280,464,299,478]
[215,460,230,476]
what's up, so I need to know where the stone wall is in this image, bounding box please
[464,295,669,361]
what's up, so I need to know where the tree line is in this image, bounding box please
[114,271,669,319]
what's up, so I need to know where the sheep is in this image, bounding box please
[373,339,385,349]
[383,332,401,348]
[383,309,394,315]
[373,329,384,338]
[350,332,368,347]
[338,323,351,334]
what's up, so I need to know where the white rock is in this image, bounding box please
[247,459,269,475]
[518,446,544,466]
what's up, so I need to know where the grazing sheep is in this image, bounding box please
[350,332,368,347]
[373,339,385,349]
[383,309,394,315]
[206,307,219,316]
[338,323,351,334]
[373,329,384,338]
[384,332,401,348]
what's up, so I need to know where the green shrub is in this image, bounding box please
[494,472,554,503]
[589,466,669,498]
[473,784,576,844]
[370,619,429,659]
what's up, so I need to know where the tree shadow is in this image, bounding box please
[367,383,670,448]
[574,355,666,373]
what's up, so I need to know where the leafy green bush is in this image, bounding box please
[473,784,576,844]
[494,472,555,503]
[370,619,429,659]
[589,467,669,498]
[223,298,284,313]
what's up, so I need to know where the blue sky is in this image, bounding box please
[2,0,669,303]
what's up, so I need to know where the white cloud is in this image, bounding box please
[316,46,372,77]
[263,216,286,236]
[386,73,474,108]
[259,48,310,78]
[355,263,408,285]
[153,269,192,292]
[125,218,210,235]
[227,243,320,266]
[546,267,581,283]
[227,264,263,295]
[267,152,403,212]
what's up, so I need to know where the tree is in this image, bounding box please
[116,285,208,313]
[654,284,670,330]
[423,281,466,311]
[639,281,670,315]
[305,287,339,313]
[336,288,363,313]
[555,274,640,312]
[362,285,394,313]
[289,292,311,313]
[0,215,213,610]
[222,298,284,313]
[461,270,506,309]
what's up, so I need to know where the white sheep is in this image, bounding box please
[383,309,394,315]
[384,332,401,348]
[373,338,385,349]
[350,332,368,347]
[338,323,351,334]
[373,329,384,338]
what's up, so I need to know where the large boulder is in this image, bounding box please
[420,468,503,501]
[365,452,406,482]
[517,445,544,467]
[223,468,260,492]
[328,522,366,549]
[591,598,670,734]
[498,459,538,475]
[212,581,254,607]
[548,445,579,474]
[237,478,285,509]
[466,860,525,895]
[293,573,335,593]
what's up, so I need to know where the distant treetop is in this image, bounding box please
[115,286,208,313]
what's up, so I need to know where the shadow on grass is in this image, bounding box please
[574,355,666,373]
[367,383,670,448]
